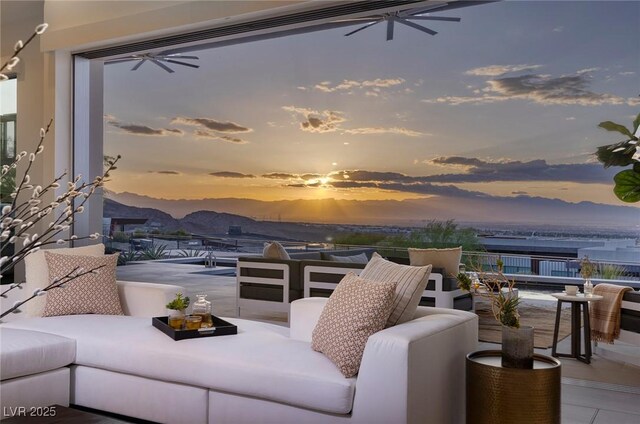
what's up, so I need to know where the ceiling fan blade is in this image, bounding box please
[408,16,461,22]
[131,59,146,71]
[386,18,395,41]
[162,54,200,60]
[395,17,437,35]
[344,21,379,36]
[163,59,200,69]
[151,59,175,73]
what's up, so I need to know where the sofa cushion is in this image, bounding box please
[408,247,462,278]
[24,243,105,317]
[2,316,356,415]
[288,251,322,260]
[43,252,124,317]
[327,253,369,264]
[360,253,432,326]
[0,328,75,380]
[263,242,290,260]
[312,273,396,378]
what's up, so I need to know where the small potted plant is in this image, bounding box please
[166,293,190,330]
[580,256,596,296]
[457,269,533,369]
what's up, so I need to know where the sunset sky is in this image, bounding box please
[104,0,639,210]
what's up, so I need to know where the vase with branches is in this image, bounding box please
[0,24,120,320]
[580,255,596,296]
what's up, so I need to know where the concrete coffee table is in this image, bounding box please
[551,293,603,364]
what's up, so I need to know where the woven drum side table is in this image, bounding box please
[466,350,561,424]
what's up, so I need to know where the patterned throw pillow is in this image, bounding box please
[263,241,290,260]
[42,252,124,317]
[311,272,397,378]
[408,246,462,277]
[360,252,432,326]
[24,243,105,317]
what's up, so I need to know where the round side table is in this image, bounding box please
[466,350,561,424]
[551,293,603,364]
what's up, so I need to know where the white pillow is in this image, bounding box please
[360,253,432,326]
[263,241,290,260]
[24,243,105,317]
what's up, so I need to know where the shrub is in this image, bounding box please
[111,231,129,243]
[141,244,168,260]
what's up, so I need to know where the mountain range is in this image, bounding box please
[107,191,640,229]
[104,199,343,241]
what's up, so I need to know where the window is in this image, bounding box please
[0,77,17,166]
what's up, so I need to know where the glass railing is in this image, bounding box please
[104,234,640,283]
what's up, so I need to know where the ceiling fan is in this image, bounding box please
[106,53,200,73]
[342,8,461,41]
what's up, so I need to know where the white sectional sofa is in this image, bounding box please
[1,281,478,424]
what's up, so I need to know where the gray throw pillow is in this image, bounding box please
[328,253,369,264]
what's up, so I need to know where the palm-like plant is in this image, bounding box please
[595,113,640,202]
[141,244,168,260]
[457,268,521,328]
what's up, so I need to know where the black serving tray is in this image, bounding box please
[152,315,238,341]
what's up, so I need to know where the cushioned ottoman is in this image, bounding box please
[0,328,76,419]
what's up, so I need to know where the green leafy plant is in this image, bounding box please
[595,113,640,202]
[117,250,141,265]
[141,244,167,260]
[456,269,520,328]
[111,231,129,243]
[598,264,626,280]
[166,293,190,311]
[177,249,203,258]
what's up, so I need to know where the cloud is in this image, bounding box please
[300,173,323,180]
[148,170,180,175]
[424,71,640,106]
[194,130,248,144]
[343,127,427,137]
[552,26,564,32]
[172,117,252,133]
[576,67,600,74]
[282,105,424,137]
[313,78,405,93]
[464,64,543,76]
[620,71,636,76]
[565,117,576,120]
[331,170,412,182]
[326,180,490,199]
[511,191,528,195]
[109,121,183,136]
[425,156,615,184]
[262,172,299,180]
[282,106,347,133]
[209,171,255,178]
[329,156,615,185]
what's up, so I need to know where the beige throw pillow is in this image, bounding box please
[408,246,462,277]
[263,241,290,260]
[42,252,124,317]
[311,272,396,378]
[24,243,105,317]
[360,252,432,326]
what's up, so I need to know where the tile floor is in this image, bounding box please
[116,261,640,423]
